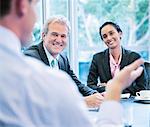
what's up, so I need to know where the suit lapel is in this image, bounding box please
[38,42,50,66]
[120,48,129,69]
[103,49,112,79]
[58,55,66,71]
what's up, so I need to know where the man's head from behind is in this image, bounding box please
[0,0,12,18]
[42,15,71,58]
[0,0,37,45]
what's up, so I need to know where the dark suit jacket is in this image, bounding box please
[24,42,97,96]
[87,48,148,95]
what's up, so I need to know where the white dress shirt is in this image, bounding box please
[43,44,59,70]
[0,25,124,127]
[109,53,122,77]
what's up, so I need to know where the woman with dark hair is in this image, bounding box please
[87,21,147,95]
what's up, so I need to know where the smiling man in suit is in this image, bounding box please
[24,15,104,108]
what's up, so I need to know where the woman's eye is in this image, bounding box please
[103,35,107,39]
[109,31,114,36]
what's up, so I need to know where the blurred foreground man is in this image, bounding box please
[0,0,144,127]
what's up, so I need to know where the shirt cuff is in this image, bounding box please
[97,101,124,126]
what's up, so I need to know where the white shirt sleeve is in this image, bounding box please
[96,101,124,127]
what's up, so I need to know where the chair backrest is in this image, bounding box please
[144,62,150,89]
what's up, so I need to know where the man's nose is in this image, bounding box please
[55,35,63,42]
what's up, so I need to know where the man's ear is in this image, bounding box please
[42,32,46,40]
[15,0,28,17]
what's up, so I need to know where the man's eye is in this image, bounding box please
[61,35,66,38]
[51,33,58,36]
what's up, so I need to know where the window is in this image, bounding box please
[77,0,150,83]
[44,0,69,19]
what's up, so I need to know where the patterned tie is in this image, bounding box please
[51,59,55,68]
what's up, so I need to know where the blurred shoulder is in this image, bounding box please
[24,55,71,81]
[23,44,39,55]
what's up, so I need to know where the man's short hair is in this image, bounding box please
[0,0,11,18]
[43,15,71,35]
[0,0,32,18]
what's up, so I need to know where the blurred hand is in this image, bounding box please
[101,92,106,97]
[98,83,107,87]
[84,93,104,108]
[105,59,144,101]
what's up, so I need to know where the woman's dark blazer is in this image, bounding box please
[87,48,148,95]
[24,42,97,96]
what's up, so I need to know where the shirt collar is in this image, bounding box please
[109,49,122,66]
[0,25,21,55]
[43,44,59,63]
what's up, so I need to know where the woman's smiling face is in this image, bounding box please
[101,24,122,49]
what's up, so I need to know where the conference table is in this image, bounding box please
[88,97,150,127]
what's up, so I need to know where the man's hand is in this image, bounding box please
[84,93,104,108]
[105,59,144,101]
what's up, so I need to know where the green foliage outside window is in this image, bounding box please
[78,0,149,53]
